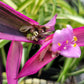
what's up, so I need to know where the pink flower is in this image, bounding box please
[17,25,84,79]
[52,25,81,58]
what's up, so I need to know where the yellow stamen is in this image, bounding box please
[73,36,77,42]
[73,43,77,47]
[58,42,61,46]
[66,40,69,44]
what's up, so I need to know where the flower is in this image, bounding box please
[52,25,81,58]
[0,1,57,43]
[0,1,57,84]
[16,25,84,78]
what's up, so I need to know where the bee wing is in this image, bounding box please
[19,26,33,32]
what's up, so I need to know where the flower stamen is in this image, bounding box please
[73,36,77,42]
[58,42,61,46]
[66,40,69,44]
[73,43,77,47]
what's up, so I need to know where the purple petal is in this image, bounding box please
[6,41,23,84]
[60,45,81,58]
[52,25,73,52]
[73,26,84,46]
[44,14,57,31]
[17,39,56,78]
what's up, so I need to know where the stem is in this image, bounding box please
[67,68,84,76]
[57,58,73,82]
[0,47,6,68]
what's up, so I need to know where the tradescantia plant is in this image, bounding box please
[0,1,84,84]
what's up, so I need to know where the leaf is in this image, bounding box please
[2,0,17,9]
[66,15,84,24]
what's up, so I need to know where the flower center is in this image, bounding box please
[57,36,78,50]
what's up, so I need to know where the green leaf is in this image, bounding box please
[66,15,84,24]
[57,58,73,82]
[44,60,55,71]
[67,68,84,76]
[2,0,17,9]
[16,0,33,12]
[0,47,6,68]
[37,8,44,24]
[0,40,10,48]
[21,43,32,67]
[56,0,77,15]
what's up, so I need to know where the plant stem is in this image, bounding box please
[67,68,84,76]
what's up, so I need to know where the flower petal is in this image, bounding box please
[6,41,23,84]
[73,26,84,46]
[60,45,81,58]
[17,39,56,78]
[52,25,73,52]
[44,14,57,31]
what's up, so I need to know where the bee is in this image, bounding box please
[19,25,50,41]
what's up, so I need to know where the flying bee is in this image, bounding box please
[19,25,50,41]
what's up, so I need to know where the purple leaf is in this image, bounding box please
[0,32,43,44]
[17,39,56,78]
[6,41,23,84]
[0,1,38,26]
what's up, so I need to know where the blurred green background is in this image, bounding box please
[0,0,84,84]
